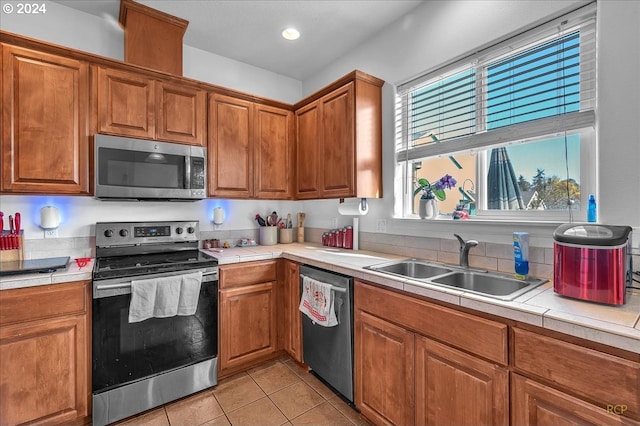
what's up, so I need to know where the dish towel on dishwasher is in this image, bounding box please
[299,275,338,327]
[128,271,203,323]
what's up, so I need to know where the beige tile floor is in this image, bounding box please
[115,356,369,426]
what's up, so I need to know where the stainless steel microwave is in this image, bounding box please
[94,134,206,201]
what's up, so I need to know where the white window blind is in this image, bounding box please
[396,2,596,160]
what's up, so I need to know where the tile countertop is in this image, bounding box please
[1,244,637,354]
[0,258,94,291]
[206,243,640,354]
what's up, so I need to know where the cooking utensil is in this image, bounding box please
[255,214,267,227]
[287,213,292,228]
[269,211,278,227]
[9,215,14,234]
[0,211,4,232]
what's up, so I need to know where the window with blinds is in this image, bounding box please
[396,2,596,221]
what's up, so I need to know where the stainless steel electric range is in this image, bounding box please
[91,221,218,426]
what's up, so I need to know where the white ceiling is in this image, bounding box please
[52,0,425,81]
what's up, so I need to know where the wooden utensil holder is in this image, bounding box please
[0,231,24,262]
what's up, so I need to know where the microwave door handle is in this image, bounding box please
[184,156,191,189]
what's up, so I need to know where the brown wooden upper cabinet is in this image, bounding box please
[294,71,383,200]
[208,93,293,199]
[96,66,205,146]
[1,44,90,194]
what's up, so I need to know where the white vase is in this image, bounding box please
[419,198,438,219]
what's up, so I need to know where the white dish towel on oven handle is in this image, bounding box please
[128,270,203,323]
[299,275,338,327]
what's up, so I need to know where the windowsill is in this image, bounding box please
[398,215,571,228]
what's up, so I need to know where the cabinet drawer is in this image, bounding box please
[513,327,640,419]
[219,260,277,289]
[512,373,638,426]
[0,281,88,326]
[356,281,507,365]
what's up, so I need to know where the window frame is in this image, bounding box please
[395,2,597,223]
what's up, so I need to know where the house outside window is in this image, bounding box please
[395,3,596,222]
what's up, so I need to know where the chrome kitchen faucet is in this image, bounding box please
[454,234,478,267]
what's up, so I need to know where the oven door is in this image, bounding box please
[92,268,217,425]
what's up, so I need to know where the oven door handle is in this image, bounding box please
[94,270,218,296]
[95,282,133,291]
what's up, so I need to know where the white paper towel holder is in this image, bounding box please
[337,198,368,216]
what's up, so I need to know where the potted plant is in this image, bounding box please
[413,174,457,219]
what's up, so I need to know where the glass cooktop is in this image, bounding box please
[93,250,217,280]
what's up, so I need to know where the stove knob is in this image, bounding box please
[176,227,184,234]
[187,226,195,234]
[104,229,114,238]
[119,229,129,237]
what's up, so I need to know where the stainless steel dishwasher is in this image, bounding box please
[300,265,354,403]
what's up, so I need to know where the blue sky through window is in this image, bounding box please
[486,32,581,185]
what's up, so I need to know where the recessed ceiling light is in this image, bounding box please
[282,28,300,41]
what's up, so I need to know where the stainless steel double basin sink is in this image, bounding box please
[364,259,547,301]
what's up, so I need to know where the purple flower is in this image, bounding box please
[435,174,457,190]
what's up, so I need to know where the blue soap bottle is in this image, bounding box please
[513,232,529,280]
[587,194,597,223]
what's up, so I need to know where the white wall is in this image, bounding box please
[300,0,640,249]
[0,1,302,102]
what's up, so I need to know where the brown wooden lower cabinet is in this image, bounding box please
[415,335,508,426]
[218,282,277,375]
[355,280,508,426]
[355,279,640,426]
[355,309,415,426]
[0,281,90,426]
[511,373,639,426]
[282,259,303,363]
[218,260,278,377]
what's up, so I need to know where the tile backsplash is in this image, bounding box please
[306,228,640,280]
[20,228,639,282]
[22,237,95,261]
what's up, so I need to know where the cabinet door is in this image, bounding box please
[512,374,639,426]
[0,316,88,426]
[97,67,155,139]
[156,81,206,146]
[355,310,415,426]
[513,327,640,419]
[219,282,277,375]
[0,281,89,426]
[319,82,355,198]
[254,104,293,199]
[295,101,321,199]
[208,94,253,198]
[415,335,509,426]
[1,45,89,194]
[283,260,302,362]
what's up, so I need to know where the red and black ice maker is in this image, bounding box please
[553,224,632,305]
